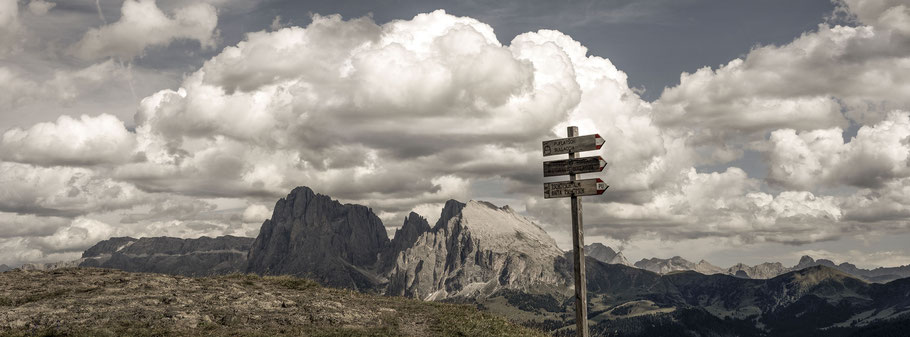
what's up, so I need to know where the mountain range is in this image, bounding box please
[630,254,910,283]
[11,186,910,336]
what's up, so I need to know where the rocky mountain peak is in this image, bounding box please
[385,199,566,300]
[456,200,561,255]
[585,243,632,266]
[246,186,390,290]
[434,199,467,230]
[392,212,431,244]
[816,258,836,267]
[587,243,616,256]
[798,255,816,267]
[694,259,725,275]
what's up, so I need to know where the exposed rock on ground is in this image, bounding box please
[0,268,545,337]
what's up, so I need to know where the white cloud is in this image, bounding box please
[27,0,55,16]
[0,212,67,238]
[125,10,576,207]
[841,177,910,224]
[768,111,910,189]
[0,0,22,55]
[0,66,39,109]
[109,5,910,248]
[0,162,149,216]
[0,113,137,166]
[2,2,910,267]
[0,216,118,265]
[32,217,118,253]
[842,0,910,35]
[654,0,910,148]
[0,61,127,111]
[46,60,125,102]
[241,204,270,223]
[71,0,218,61]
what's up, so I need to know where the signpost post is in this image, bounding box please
[542,126,609,337]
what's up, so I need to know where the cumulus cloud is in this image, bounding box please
[841,177,910,224]
[109,5,910,246]
[119,197,217,223]
[0,216,122,266]
[0,61,127,110]
[241,204,270,223]
[530,167,844,245]
[0,113,137,166]
[32,217,118,254]
[0,213,67,238]
[768,111,910,189]
[4,1,910,266]
[27,0,55,16]
[654,0,910,148]
[46,60,126,102]
[0,67,39,109]
[125,10,580,206]
[0,0,22,55]
[0,162,149,217]
[71,0,218,61]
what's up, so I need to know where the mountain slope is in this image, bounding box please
[0,268,544,337]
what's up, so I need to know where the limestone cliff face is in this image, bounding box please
[384,200,567,300]
[246,187,390,291]
[81,237,137,258]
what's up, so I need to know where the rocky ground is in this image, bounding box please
[0,268,546,337]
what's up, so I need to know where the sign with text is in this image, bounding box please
[543,178,609,199]
[543,156,607,177]
[542,134,604,156]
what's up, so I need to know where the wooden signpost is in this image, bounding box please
[543,156,607,177]
[542,133,604,156]
[542,127,608,337]
[543,178,609,198]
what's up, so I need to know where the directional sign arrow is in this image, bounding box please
[543,178,609,199]
[542,134,604,156]
[543,156,607,177]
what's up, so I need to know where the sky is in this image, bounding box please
[1,0,909,269]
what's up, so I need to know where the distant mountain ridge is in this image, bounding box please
[78,235,253,276]
[633,254,910,283]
